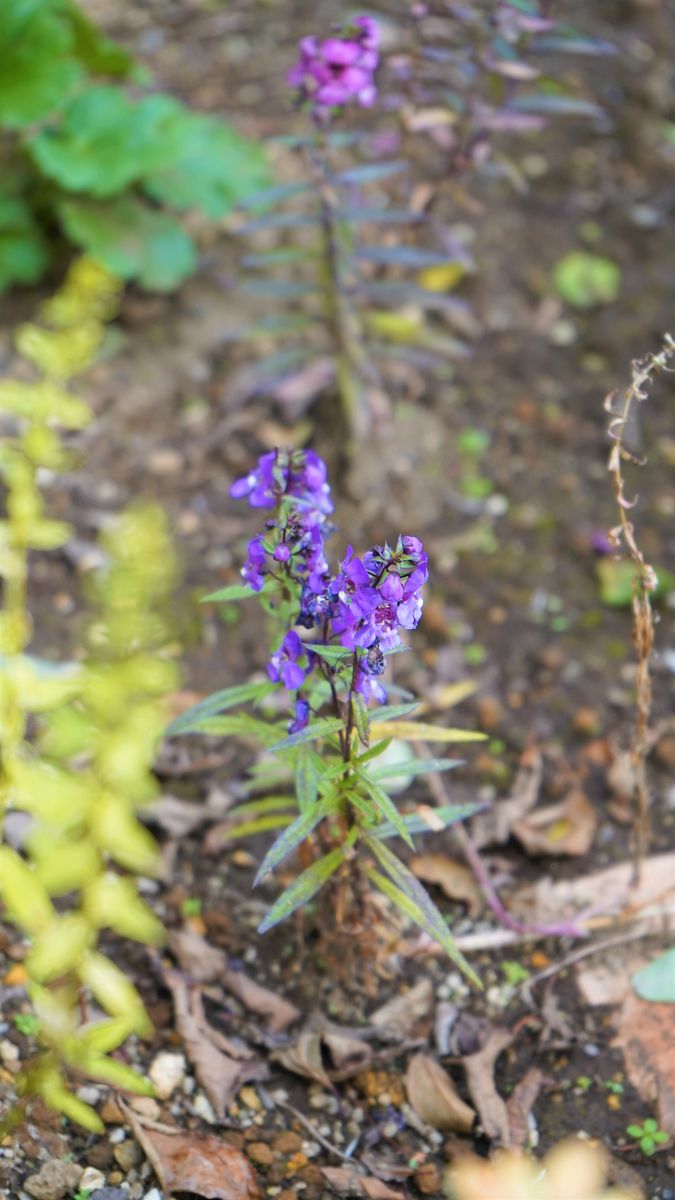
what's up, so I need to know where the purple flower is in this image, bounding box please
[355,666,386,705]
[268,631,308,691]
[241,534,267,591]
[289,697,310,735]
[288,17,380,116]
[230,449,333,518]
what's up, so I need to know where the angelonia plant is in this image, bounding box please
[0,259,178,1130]
[170,447,485,981]
[235,9,605,439]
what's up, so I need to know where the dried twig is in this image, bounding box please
[604,333,675,876]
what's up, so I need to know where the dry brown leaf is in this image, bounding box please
[506,1068,547,1150]
[470,746,543,849]
[404,1053,475,1133]
[410,854,482,917]
[511,789,597,858]
[168,927,227,982]
[463,1026,517,1145]
[322,1166,404,1199]
[510,853,675,926]
[273,1031,332,1088]
[143,789,234,838]
[128,1124,260,1199]
[164,970,265,1118]
[370,978,433,1037]
[222,965,300,1033]
[613,992,675,1135]
[576,952,648,1008]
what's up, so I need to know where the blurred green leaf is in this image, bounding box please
[632,949,675,1003]
[166,679,274,736]
[0,3,83,128]
[258,843,350,934]
[553,251,621,308]
[56,193,196,290]
[270,717,345,753]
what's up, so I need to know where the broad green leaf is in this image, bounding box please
[358,772,414,850]
[30,88,182,196]
[258,842,352,934]
[254,799,334,885]
[30,835,99,895]
[373,801,483,840]
[368,756,464,783]
[78,951,152,1035]
[202,580,274,603]
[553,251,621,309]
[0,196,50,290]
[143,111,269,218]
[56,194,196,291]
[0,6,82,128]
[62,2,136,76]
[365,836,480,986]
[27,914,93,982]
[0,846,54,934]
[369,721,486,744]
[166,679,274,736]
[269,717,345,753]
[632,949,675,1004]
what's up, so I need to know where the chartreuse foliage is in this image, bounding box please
[170,450,486,985]
[0,0,268,292]
[0,258,179,1131]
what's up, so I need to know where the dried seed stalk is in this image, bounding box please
[604,333,675,876]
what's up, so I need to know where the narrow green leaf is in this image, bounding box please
[373,801,484,840]
[254,799,333,885]
[269,717,345,753]
[369,702,420,722]
[358,773,414,851]
[365,837,480,986]
[237,181,312,209]
[357,246,456,268]
[369,720,486,744]
[369,757,464,783]
[222,814,292,839]
[295,746,318,815]
[352,693,370,747]
[193,714,281,746]
[166,680,274,736]
[202,579,274,603]
[305,643,353,665]
[257,844,349,933]
[335,161,407,185]
[355,739,392,766]
[227,796,297,820]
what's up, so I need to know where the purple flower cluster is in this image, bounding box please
[287,17,379,116]
[230,449,333,596]
[231,450,427,732]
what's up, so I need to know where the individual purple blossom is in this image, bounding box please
[355,666,386,706]
[268,631,309,691]
[241,534,267,592]
[289,697,310,735]
[230,448,333,518]
[287,17,380,116]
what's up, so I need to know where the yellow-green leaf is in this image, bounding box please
[0,846,54,935]
[26,914,93,982]
[369,721,486,744]
[78,951,152,1036]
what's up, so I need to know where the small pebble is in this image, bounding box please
[149,1050,186,1100]
[193,1091,216,1123]
[109,1127,126,1144]
[80,1168,107,1192]
[24,1160,83,1200]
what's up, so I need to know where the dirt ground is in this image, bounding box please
[1,2,675,1198]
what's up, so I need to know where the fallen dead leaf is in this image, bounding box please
[510,853,675,926]
[410,854,482,916]
[274,1029,372,1087]
[613,992,675,1135]
[168,927,227,982]
[404,1053,475,1133]
[128,1122,260,1199]
[470,746,543,849]
[370,978,433,1037]
[506,1067,547,1150]
[576,951,648,1008]
[163,969,265,1118]
[511,789,597,858]
[222,965,300,1034]
[462,1026,514,1144]
[143,790,234,838]
[322,1166,404,1199]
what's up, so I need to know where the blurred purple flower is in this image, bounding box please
[288,17,380,116]
[289,697,310,735]
[241,534,267,591]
